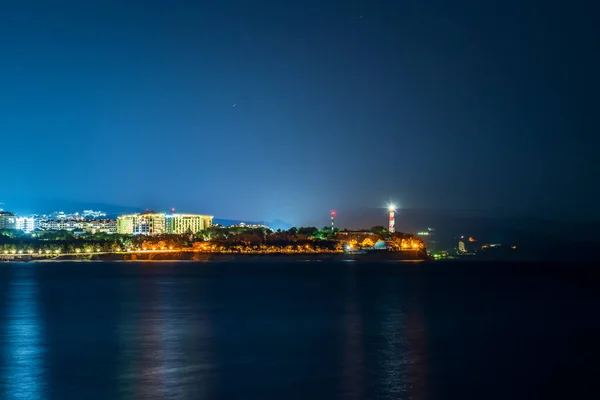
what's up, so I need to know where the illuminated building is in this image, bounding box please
[117,212,212,235]
[117,212,166,235]
[228,222,271,230]
[116,218,133,234]
[82,219,117,234]
[0,211,17,230]
[82,210,107,219]
[165,213,213,234]
[15,217,35,233]
[39,220,77,231]
[38,219,117,234]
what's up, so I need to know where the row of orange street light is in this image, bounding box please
[2,248,96,255]
[1,247,181,256]
[3,245,422,255]
[3,242,422,256]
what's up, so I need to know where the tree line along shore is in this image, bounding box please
[0,225,427,257]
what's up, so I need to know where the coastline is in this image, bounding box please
[2,251,429,262]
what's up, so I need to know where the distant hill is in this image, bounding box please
[214,218,292,231]
[1,198,145,217]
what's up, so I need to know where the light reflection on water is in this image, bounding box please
[0,263,431,400]
[340,270,429,400]
[374,290,411,398]
[117,277,213,400]
[341,272,366,400]
[1,262,585,399]
[1,266,46,400]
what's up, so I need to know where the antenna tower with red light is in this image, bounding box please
[330,210,336,232]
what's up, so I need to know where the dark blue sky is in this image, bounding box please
[1,0,598,225]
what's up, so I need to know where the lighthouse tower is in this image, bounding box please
[388,204,396,233]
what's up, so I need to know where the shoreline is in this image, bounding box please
[1,251,429,262]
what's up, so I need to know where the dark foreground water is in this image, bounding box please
[0,261,598,400]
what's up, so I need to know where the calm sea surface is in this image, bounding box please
[0,261,598,400]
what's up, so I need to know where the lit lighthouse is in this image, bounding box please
[387,204,396,233]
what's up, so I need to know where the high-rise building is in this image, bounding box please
[0,211,17,230]
[39,220,78,231]
[15,217,35,233]
[117,212,167,235]
[37,218,116,233]
[165,213,213,234]
[117,212,212,235]
[83,219,117,234]
[116,217,134,235]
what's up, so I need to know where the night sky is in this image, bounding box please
[1,0,598,225]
